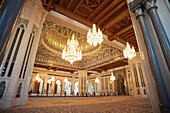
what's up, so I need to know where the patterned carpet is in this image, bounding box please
[0,96,153,113]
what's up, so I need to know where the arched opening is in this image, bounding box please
[39,78,43,94]
[55,80,62,95]
[0,81,6,98]
[116,75,125,95]
[74,82,79,95]
[65,81,71,95]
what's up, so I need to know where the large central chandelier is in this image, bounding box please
[62,34,82,64]
[123,42,136,60]
[87,24,103,46]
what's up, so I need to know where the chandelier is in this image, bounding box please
[123,42,136,60]
[62,34,82,64]
[35,74,40,83]
[51,76,55,81]
[110,73,115,81]
[64,77,68,83]
[87,24,103,46]
[95,77,99,83]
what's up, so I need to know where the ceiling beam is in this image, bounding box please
[52,3,93,27]
[87,0,111,20]
[92,0,121,23]
[66,0,74,9]
[108,25,133,41]
[123,33,135,41]
[73,0,84,13]
[119,29,134,37]
[98,2,126,25]
[103,9,129,29]
[59,0,64,6]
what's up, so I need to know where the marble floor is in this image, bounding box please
[0,96,153,113]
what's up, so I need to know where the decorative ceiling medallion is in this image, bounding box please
[85,0,101,8]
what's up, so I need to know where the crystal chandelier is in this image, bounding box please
[64,77,68,83]
[87,24,103,46]
[123,42,136,60]
[35,74,40,83]
[95,77,99,83]
[51,76,55,81]
[62,34,82,64]
[110,73,115,81]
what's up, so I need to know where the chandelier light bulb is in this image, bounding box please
[95,77,99,83]
[51,76,55,81]
[64,77,68,83]
[123,42,136,60]
[35,74,40,81]
[87,24,103,46]
[62,34,82,64]
[110,73,115,81]
[48,79,51,84]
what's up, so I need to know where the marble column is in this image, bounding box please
[78,70,87,94]
[145,1,170,70]
[0,0,26,64]
[129,0,170,111]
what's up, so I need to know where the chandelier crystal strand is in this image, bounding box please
[87,24,103,46]
[123,42,136,60]
[64,77,68,83]
[62,34,82,64]
[110,73,115,81]
[95,77,99,83]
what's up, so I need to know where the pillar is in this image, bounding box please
[145,1,170,70]
[129,0,170,112]
[0,0,48,108]
[0,0,26,64]
[78,70,87,94]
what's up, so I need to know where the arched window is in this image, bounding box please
[0,81,6,98]
[1,24,25,77]
[22,31,35,79]
[1,27,20,77]
[8,28,25,77]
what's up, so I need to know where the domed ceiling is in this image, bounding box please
[41,21,101,56]
[35,21,124,70]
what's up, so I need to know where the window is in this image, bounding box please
[16,83,22,97]
[8,29,25,77]
[0,81,6,98]
[1,28,20,77]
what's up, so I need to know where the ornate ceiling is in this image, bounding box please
[41,21,101,55]
[41,0,138,51]
[35,0,136,73]
[35,21,124,70]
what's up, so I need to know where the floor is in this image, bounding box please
[0,96,153,113]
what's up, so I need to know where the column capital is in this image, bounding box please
[129,0,146,12]
[145,1,157,12]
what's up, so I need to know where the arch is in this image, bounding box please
[74,81,79,95]
[65,80,72,95]
[116,74,125,95]
[0,81,6,98]
[55,80,62,94]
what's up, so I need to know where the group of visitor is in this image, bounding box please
[28,89,119,97]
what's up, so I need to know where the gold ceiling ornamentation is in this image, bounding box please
[42,21,101,54]
[87,24,103,46]
[62,34,82,64]
[35,21,123,70]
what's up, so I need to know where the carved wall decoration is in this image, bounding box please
[35,21,123,70]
